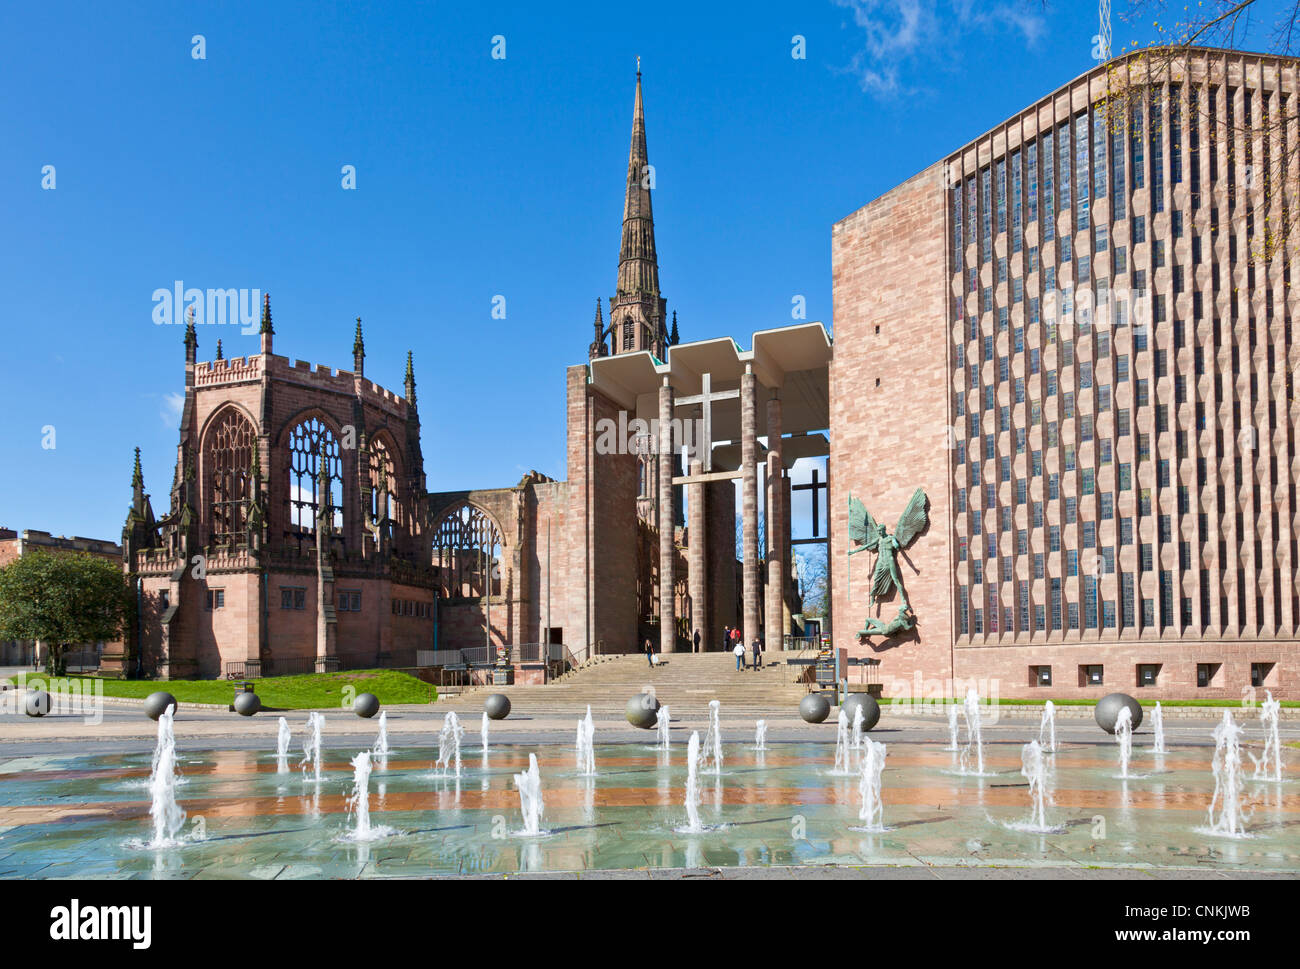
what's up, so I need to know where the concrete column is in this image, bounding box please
[687,456,708,652]
[765,393,784,651]
[741,366,760,647]
[658,378,676,654]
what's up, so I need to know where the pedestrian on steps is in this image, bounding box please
[733,639,746,672]
[645,637,655,669]
[751,637,762,671]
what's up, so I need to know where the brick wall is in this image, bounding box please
[831,164,955,690]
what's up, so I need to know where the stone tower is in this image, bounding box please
[609,62,668,359]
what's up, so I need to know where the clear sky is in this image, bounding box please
[0,0,1238,544]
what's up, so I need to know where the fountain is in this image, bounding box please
[854,739,887,831]
[1015,740,1058,832]
[681,731,704,833]
[146,704,186,848]
[275,716,292,773]
[372,711,389,760]
[436,712,464,778]
[946,702,960,751]
[1207,710,1249,837]
[1251,691,1283,783]
[300,712,323,782]
[1038,700,1056,753]
[655,705,671,751]
[340,751,394,842]
[575,706,596,775]
[513,753,545,836]
[956,688,986,775]
[850,704,864,750]
[832,709,853,775]
[1114,706,1134,778]
[754,719,767,752]
[1150,701,1166,754]
[700,699,723,774]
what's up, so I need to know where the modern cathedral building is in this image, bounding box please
[115,49,1298,699]
[833,47,1298,699]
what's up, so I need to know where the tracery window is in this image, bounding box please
[287,417,342,534]
[368,436,397,535]
[206,408,256,545]
[431,503,502,598]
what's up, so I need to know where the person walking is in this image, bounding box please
[644,637,654,669]
[733,639,746,672]
[751,637,762,671]
[693,628,701,653]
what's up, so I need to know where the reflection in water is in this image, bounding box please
[4,739,1298,879]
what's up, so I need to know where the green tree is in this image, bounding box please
[0,549,130,675]
[795,546,829,618]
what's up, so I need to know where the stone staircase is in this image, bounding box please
[434,651,810,718]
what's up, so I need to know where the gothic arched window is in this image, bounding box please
[287,417,342,535]
[431,503,502,599]
[368,436,397,533]
[206,408,256,545]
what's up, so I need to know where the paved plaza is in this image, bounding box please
[1,697,1295,880]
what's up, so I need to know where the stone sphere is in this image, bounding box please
[625,692,661,729]
[353,692,380,719]
[484,693,511,720]
[144,691,178,721]
[799,693,831,723]
[841,693,881,732]
[233,691,261,716]
[24,690,50,717]
[1094,692,1143,734]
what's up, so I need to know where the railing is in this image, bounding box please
[782,634,822,651]
[222,655,375,679]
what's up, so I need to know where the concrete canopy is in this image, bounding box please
[588,321,832,471]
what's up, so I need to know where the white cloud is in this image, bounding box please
[834,0,1048,99]
[160,392,185,429]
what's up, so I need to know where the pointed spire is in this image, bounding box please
[404,351,417,406]
[669,310,679,346]
[610,60,666,359]
[589,297,608,359]
[131,447,143,490]
[259,292,273,355]
[215,338,223,360]
[353,316,365,376]
[184,305,198,363]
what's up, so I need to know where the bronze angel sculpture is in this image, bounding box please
[849,488,929,638]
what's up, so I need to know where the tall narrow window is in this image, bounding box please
[206,407,256,546]
[368,435,398,534]
[287,417,343,534]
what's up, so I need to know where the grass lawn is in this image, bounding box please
[1,669,436,710]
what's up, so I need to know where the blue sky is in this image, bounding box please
[0,1,1218,543]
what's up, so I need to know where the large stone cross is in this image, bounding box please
[673,371,737,472]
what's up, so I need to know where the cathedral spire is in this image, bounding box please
[610,61,666,359]
[589,297,607,359]
[260,292,274,355]
[184,306,197,364]
[404,351,417,407]
[353,317,365,376]
[131,447,143,494]
[215,338,223,360]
